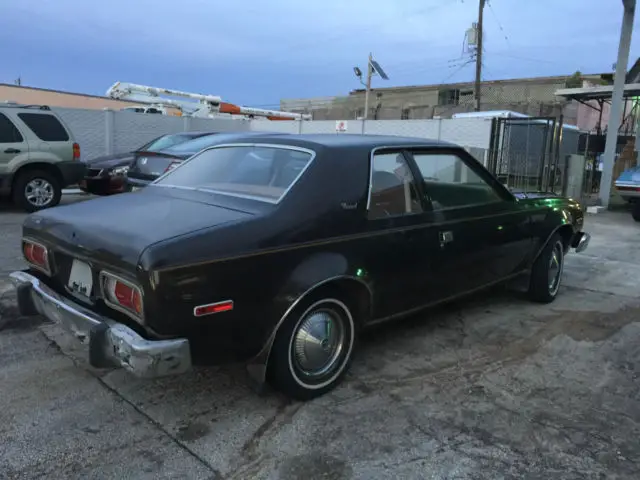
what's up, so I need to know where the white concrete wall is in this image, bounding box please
[54,107,251,162]
[250,117,493,151]
[53,106,494,163]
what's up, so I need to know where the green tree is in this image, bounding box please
[566,71,583,88]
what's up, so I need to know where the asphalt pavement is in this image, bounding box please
[0,196,639,479]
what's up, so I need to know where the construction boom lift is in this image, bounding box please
[106,82,311,121]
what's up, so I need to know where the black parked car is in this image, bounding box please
[124,131,284,190]
[80,131,215,195]
[11,134,590,400]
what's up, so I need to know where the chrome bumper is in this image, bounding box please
[9,271,191,378]
[572,231,591,253]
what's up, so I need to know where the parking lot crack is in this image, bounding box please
[92,376,223,478]
[35,334,223,478]
[227,400,304,479]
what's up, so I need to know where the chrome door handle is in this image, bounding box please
[439,230,453,248]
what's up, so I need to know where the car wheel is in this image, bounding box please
[528,233,565,304]
[632,202,640,222]
[12,170,61,212]
[268,294,356,401]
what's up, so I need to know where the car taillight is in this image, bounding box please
[22,239,51,275]
[100,272,143,318]
[73,143,81,161]
[164,161,180,173]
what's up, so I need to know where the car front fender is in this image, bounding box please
[531,203,582,264]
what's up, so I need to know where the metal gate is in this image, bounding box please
[577,133,633,206]
[487,116,566,194]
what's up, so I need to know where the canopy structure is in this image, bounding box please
[555,83,640,102]
[555,83,640,135]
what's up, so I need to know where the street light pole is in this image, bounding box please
[364,53,373,120]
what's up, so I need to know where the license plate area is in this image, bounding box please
[67,259,93,298]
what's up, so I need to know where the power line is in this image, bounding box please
[486,0,510,48]
[442,58,475,84]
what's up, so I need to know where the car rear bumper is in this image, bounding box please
[9,270,192,378]
[57,161,87,187]
[125,176,152,188]
[81,176,125,195]
[571,231,591,253]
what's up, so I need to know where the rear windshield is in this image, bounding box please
[139,133,208,152]
[17,113,69,141]
[155,145,314,203]
[160,133,238,155]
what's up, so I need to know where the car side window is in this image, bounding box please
[368,151,423,220]
[17,113,70,142]
[0,113,24,143]
[411,152,502,210]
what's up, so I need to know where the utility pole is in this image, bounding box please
[364,53,373,120]
[354,53,388,119]
[474,0,486,111]
[599,0,636,207]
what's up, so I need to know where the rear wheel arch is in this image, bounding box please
[245,274,372,390]
[11,163,64,211]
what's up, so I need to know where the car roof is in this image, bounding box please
[210,133,455,150]
[158,131,289,155]
[180,130,217,137]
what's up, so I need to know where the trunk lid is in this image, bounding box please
[127,151,187,183]
[23,190,253,270]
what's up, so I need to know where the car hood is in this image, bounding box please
[85,152,135,166]
[616,165,640,184]
[512,190,583,215]
[511,190,562,200]
[23,192,252,268]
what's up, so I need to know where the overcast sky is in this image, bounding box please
[2,0,640,107]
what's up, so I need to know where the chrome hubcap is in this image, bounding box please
[292,308,345,377]
[548,242,563,295]
[25,179,54,207]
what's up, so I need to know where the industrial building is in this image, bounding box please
[281,72,615,129]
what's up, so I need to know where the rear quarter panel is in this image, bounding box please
[140,144,372,361]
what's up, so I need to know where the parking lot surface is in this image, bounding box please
[1,196,639,479]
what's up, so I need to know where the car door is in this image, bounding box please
[406,148,533,298]
[364,149,441,320]
[0,112,27,175]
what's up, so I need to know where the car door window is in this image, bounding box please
[0,113,24,143]
[368,151,423,219]
[17,113,69,141]
[411,152,502,210]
